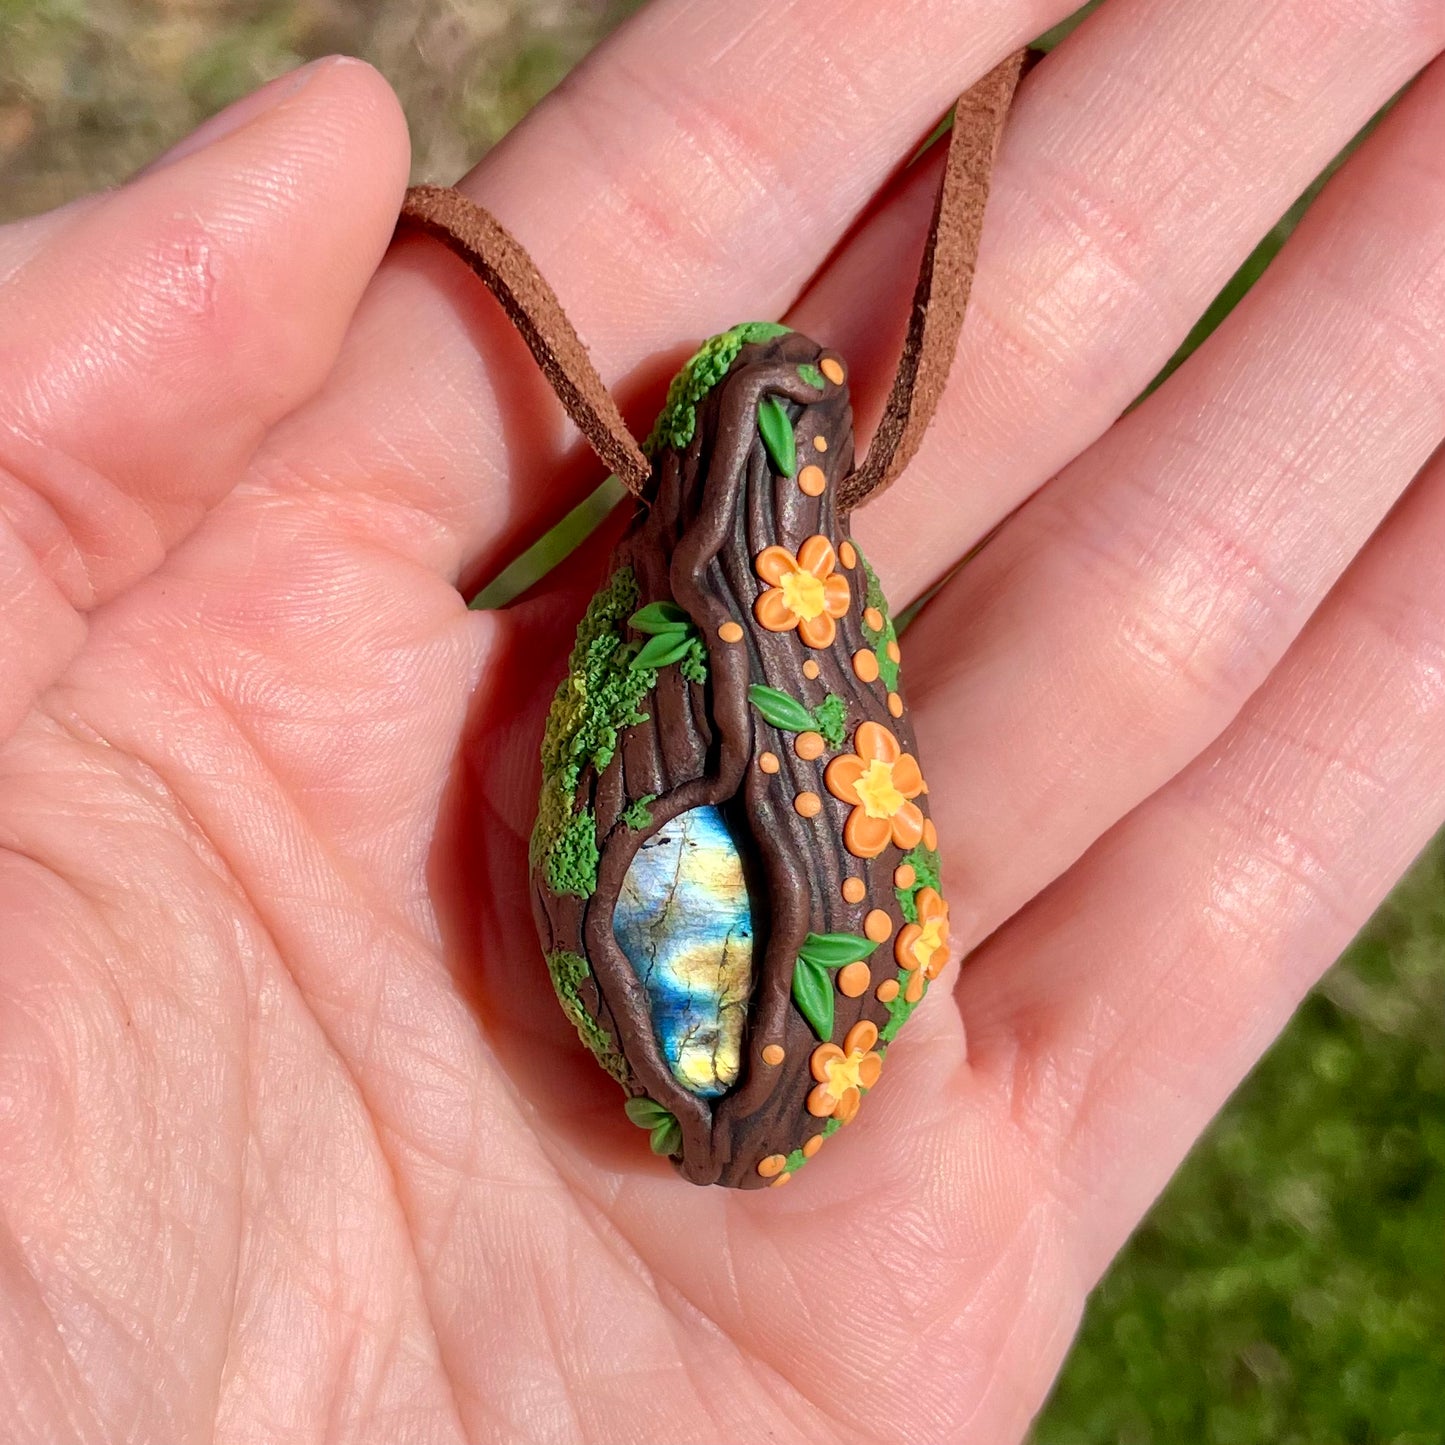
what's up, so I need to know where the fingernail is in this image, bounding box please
[139,57,336,176]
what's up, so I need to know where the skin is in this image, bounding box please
[3,1,1445,1440]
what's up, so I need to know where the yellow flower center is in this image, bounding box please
[912,917,946,973]
[854,759,905,819]
[779,568,827,621]
[824,1051,868,1099]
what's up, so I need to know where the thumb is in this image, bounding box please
[0,56,410,743]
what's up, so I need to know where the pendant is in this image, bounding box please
[397,50,1024,1187]
[531,324,949,1186]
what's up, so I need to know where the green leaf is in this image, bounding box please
[758,395,797,477]
[649,1117,683,1156]
[748,683,815,732]
[792,956,835,1042]
[632,631,694,671]
[625,1096,672,1129]
[798,932,877,968]
[629,601,690,635]
[797,362,826,389]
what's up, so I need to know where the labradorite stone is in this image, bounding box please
[613,805,753,1096]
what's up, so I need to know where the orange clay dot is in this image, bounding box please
[761,1043,785,1066]
[838,540,858,569]
[799,464,826,497]
[838,961,870,997]
[876,978,901,1003]
[718,621,744,643]
[759,752,780,774]
[887,691,904,718]
[853,649,880,684]
[842,876,867,904]
[757,1153,788,1178]
[894,863,916,889]
[771,1171,793,1187]
[802,659,821,680]
[795,730,825,761]
[803,1135,824,1157]
[887,639,902,664]
[923,818,939,850]
[863,607,884,631]
[813,435,828,453]
[795,791,823,817]
[821,357,845,385]
[864,908,893,943]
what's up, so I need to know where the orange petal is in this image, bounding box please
[824,754,866,806]
[810,1042,845,1083]
[891,753,924,798]
[894,922,922,971]
[755,546,799,585]
[797,534,836,578]
[844,807,892,859]
[799,612,836,649]
[844,1019,879,1054]
[754,588,799,632]
[834,1087,861,1124]
[823,572,851,617]
[891,801,925,851]
[807,1083,838,1118]
[915,887,947,926]
[858,1052,883,1089]
[855,720,901,764]
[926,939,951,979]
[905,970,926,1004]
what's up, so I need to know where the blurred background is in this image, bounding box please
[2,2,1441,1440]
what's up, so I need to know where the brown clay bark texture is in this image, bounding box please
[533,331,938,1188]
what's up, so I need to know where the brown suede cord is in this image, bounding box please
[398,184,653,497]
[396,50,1024,510]
[837,49,1026,512]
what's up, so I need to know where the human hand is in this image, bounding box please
[3,2,1444,1441]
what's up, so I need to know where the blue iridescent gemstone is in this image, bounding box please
[613,805,754,1096]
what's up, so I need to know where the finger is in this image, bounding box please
[953,438,1445,1285]
[904,55,1445,947]
[789,0,1445,599]
[0,57,409,743]
[250,0,1070,592]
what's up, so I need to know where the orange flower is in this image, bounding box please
[823,721,926,859]
[753,536,851,648]
[806,1021,883,1123]
[895,887,950,1003]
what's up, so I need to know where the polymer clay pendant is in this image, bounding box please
[531,323,948,1186]
[400,53,1024,1187]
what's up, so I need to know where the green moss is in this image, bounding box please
[643,322,792,457]
[811,693,848,750]
[547,806,600,896]
[879,843,944,1043]
[620,794,656,831]
[533,567,654,897]
[895,844,943,923]
[856,548,902,692]
[778,1117,845,1178]
[879,979,923,1044]
[798,362,826,389]
[678,634,708,685]
[546,950,629,1084]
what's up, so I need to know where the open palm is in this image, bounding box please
[5,3,1445,1441]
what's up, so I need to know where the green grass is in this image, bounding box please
[3,3,1441,1439]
